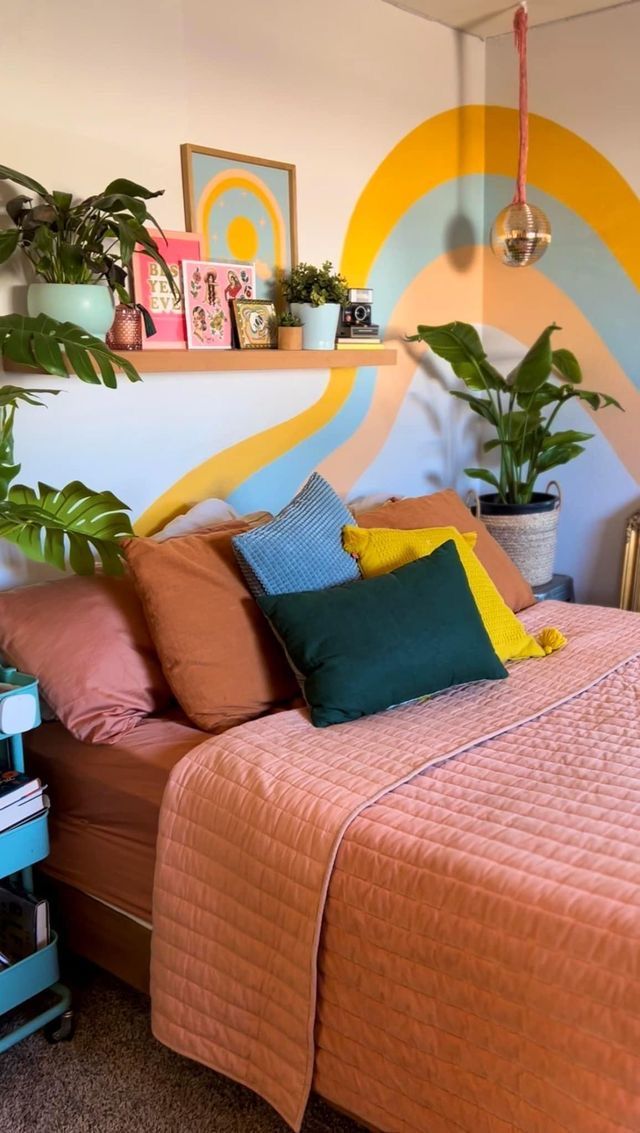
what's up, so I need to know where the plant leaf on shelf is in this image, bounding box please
[0,228,21,264]
[0,313,141,385]
[0,164,53,201]
[0,480,133,575]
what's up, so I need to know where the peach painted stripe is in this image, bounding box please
[483,250,640,484]
[318,249,482,494]
[319,247,639,494]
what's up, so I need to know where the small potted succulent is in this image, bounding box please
[409,321,622,585]
[0,165,179,339]
[277,311,303,351]
[282,261,348,350]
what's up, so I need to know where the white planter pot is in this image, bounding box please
[290,302,341,350]
[27,283,115,340]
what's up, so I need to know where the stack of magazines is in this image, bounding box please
[0,882,50,968]
[0,770,48,834]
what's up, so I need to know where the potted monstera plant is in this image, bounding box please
[0,165,179,339]
[409,321,622,586]
[282,261,348,350]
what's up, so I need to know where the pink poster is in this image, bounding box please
[182,260,255,349]
[131,230,202,349]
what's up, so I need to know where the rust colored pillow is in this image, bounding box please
[122,521,298,733]
[357,490,534,612]
[0,575,173,744]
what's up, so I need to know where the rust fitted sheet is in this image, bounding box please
[25,710,205,921]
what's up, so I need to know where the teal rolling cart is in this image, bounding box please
[0,665,72,1051]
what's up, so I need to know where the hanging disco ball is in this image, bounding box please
[490,202,552,267]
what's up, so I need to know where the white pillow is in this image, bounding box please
[153,499,239,541]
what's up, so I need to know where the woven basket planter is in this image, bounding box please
[473,483,561,588]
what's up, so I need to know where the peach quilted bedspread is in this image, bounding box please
[151,602,640,1132]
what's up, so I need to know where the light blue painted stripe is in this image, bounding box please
[228,368,379,514]
[228,181,485,512]
[485,176,640,386]
[228,174,637,510]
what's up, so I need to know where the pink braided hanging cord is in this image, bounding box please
[513,2,529,204]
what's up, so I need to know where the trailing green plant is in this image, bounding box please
[282,261,348,308]
[0,313,139,573]
[0,165,179,304]
[278,311,302,327]
[408,321,622,505]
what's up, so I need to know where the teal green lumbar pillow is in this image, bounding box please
[258,539,508,727]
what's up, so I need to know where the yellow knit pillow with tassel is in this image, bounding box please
[343,524,548,664]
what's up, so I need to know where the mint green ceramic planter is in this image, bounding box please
[290,302,341,350]
[27,283,115,340]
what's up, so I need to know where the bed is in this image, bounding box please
[25,599,640,1133]
[25,710,205,991]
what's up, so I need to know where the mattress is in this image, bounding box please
[25,710,205,921]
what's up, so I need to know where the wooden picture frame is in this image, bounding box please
[231,299,277,349]
[619,511,640,610]
[180,144,297,302]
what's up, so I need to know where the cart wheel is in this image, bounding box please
[44,1010,75,1043]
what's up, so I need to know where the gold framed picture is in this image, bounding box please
[619,511,640,610]
[231,299,277,349]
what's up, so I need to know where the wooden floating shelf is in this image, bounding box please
[114,348,398,372]
[3,348,397,375]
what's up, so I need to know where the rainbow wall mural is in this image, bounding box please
[136,106,640,587]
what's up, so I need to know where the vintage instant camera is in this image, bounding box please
[341,287,374,328]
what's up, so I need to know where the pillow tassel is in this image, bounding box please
[536,626,567,655]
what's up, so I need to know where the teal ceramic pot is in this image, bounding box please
[27,283,115,340]
[290,302,341,350]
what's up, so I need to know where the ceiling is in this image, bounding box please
[382,0,636,38]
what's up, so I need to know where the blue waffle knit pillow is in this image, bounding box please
[232,473,361,597]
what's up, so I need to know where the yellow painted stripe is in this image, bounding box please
[135,107,640,534]
[486,107,640,288]
[135,368,356,534]
[320,247,639,492]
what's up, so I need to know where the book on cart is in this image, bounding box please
[0,881,50,962]
[0,771,47,832]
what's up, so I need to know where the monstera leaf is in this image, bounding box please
[0,313,140,387]
[0,480,133,575]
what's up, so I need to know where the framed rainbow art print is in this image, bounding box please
[181,145,297,302]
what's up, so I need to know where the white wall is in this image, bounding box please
[0,0,485,587]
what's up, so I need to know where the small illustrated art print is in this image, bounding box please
[231,299,277,349]
[182,260,255,349]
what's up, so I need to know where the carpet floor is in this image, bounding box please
[0,959,366,1133]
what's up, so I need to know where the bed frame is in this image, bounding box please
[41,877,151,994]
[620,510,640,611]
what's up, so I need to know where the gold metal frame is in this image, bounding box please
[619,512,640,610]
